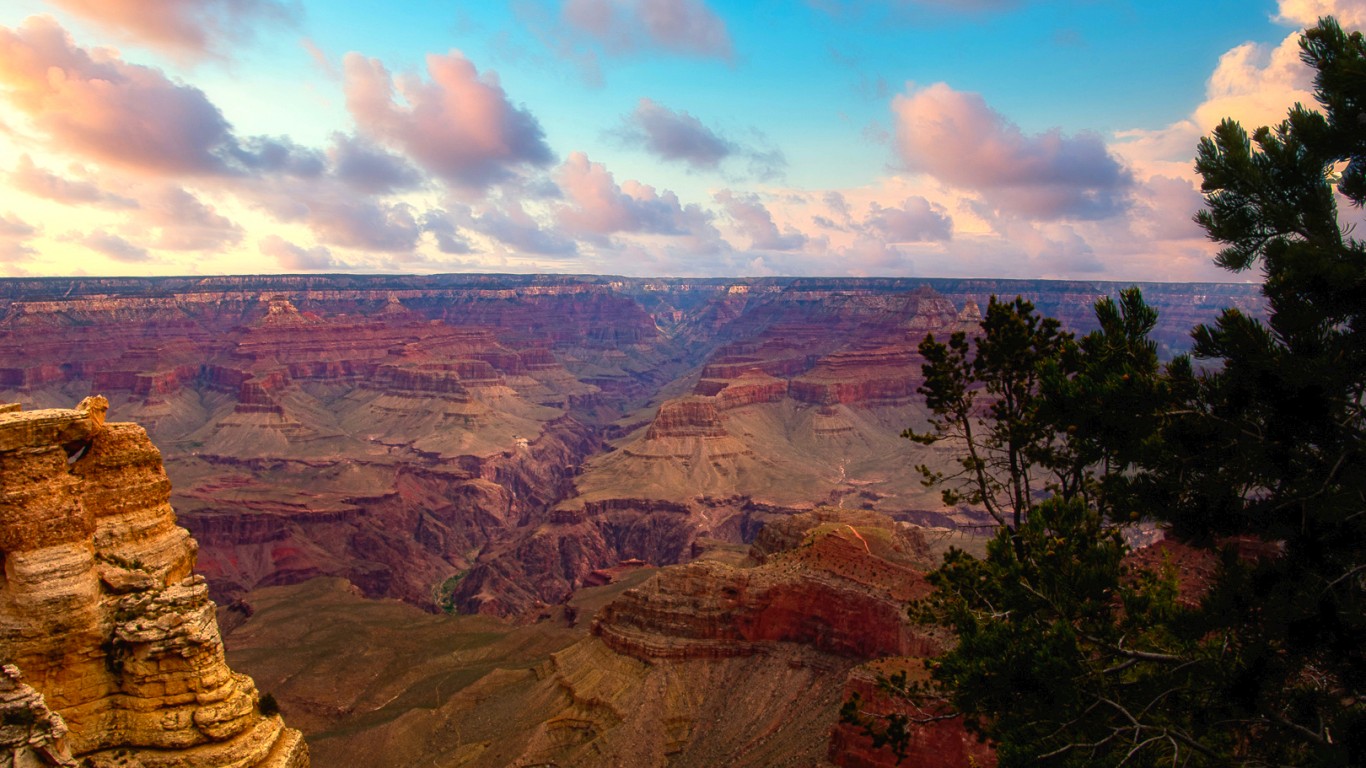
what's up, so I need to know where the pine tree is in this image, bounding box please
[851,16,1366,767]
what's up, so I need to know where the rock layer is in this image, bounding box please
[0,398,308,767]
[594,508,941,661]
[0,275,1263,616]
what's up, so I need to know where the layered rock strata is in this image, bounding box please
[0,398,308,767]
[593,508,941,661]
[0,275,1263,618]
[0,665,77,767]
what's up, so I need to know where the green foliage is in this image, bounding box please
[435,570,469,614]
[853,17,1366,767]
[259,692,280,717]
[907,296,1072,531]
[909,289,1171,533]
[920,499,1227,768]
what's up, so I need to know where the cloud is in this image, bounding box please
[562,0,733,60]
[892,82,1133,220]
[421,210,474,254]
[614,98,787,179]
[556,151,715,238]
[79,230,150,262]
[864,196,952,242]
[138,186,242,250]
[0,17,237,175]
[0,213,38,263]
[1110,6,1321,185]
[259,234,342,271]
[45,0,298,59]
[1275,0,1366,27]
[1191,34,1314,135]
[298,198,422,252]
[10,154,137,207]
[714,190,807,251]
[466,198,578,256]
[328,133,423,194]
[0,212,35,239]
[300,37,338,78]
[809,0,1024,20]
[343,51,554,190]
[617,98,732,169]
[0,17,323,178]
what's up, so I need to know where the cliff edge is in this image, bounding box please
[0,397,308,767]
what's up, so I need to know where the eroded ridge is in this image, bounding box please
[0,397,309,768]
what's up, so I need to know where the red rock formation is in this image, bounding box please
[0,275,1262,617]
[829,659,996,768]
[710,369,788,409]
[593,508,939,660]
[790,346,923,406]
[645,397,727,439]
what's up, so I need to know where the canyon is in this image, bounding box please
[0,274,1261,765]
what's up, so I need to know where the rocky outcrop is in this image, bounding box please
[789,346,923,406]
[593,508,940,661]
[644,397,727,439]
[829,659,995,768]
[0,398,308,767]
[0,665,78,767]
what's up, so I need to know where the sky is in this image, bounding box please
[0,0,1362,281]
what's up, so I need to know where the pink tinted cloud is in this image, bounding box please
[615,98,787,179]
[259,234,342,271]
[892,82,1132,220]
[810,0,1022,20]
[301,37,338,78]
[0,213,37,263]
[864,196,952,241]
[0,213,35,239]
[467,198,578,256]
[0,17,236,175]
[79,230,150,263]
[301,197,421,252]
[139,187,241,250]
[563,0,733,60]
[556,152,713,238]
[327,133,422,194]
[10,155,136,207]
[620,98,732,169]
[1276,0,1366,27]
[715,190,806,251]
[47,0,298,59]
[343,51,553,191]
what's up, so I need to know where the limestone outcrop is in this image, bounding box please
[0,398,308,767]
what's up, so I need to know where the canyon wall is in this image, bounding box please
[0,275,1261,616]
[0,397,308,767]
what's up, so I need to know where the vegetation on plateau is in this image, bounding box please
[846,16,1366,767]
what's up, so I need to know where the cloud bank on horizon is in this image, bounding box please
[0,0,1361,280]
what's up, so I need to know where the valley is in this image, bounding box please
[0,274,1262,765]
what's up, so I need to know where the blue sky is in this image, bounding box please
[0,0,1359,280]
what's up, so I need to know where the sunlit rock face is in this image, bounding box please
[0,397,309,768]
